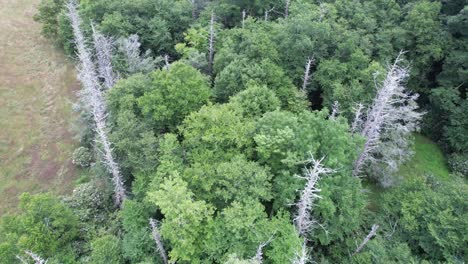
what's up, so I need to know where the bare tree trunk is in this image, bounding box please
[329,101,340,120]
[16,250,47,264]
[242,10,246,28]
[264,7,275,21]
[91,25,117,90]
[67,0,126,206]
[353,224,379,256]
[351,103,365,134]
[253,236,274,264]
[292,239,308,264]
[294,156,335,237]
[164,54,170,71]
[285,0,290,18]
[208,11,215,77]
[302,57,314,91]
[149,218,169,264]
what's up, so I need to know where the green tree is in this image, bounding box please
[138,62,212,131]
[0,193,79,263]
[90,235,123,264]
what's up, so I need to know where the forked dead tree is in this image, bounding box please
[67,0,126,206]
[350,103,364,134]
[253,236,274,263]
[329,101,340,120]
[353,52,423,177]
[118,34,156,74]
[149,218,169,264]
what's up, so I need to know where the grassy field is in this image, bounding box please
[0,0,79,214]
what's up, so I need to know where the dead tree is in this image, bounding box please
[163,54,170,71]
[208,11,215,77]
[353,52,423,177]
[253,236,274,264]
[264,7,275,21]
[118,34,156,74]
[353,224,379,256]
[67,0,126,206]
[329,101,340,120]
[302,57,314,91]
[91,25,117,89]
[16,250,47,264]
[149,218,169,264]
[351,103,365,134]
[242,10,246,28]
[294,156,335,237]
[292,239,309,264]
[285,0,291,18]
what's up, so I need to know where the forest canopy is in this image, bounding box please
[1,0,466,263]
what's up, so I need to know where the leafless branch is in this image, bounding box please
[16,250,47,264]
[329,101,340,120]
[149,218,169,264]
[292,239,309,264]
[285,0,291,18]
[208,11,216,77]
[353,224,379,256]
[91,24,117,90]
[253,236,274,263]
[302,57,315,91]
[294,155,335,237]
[351,103,365,134]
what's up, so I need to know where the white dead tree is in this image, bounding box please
[350,103,365,134]
[302,57,315,91]
[91,25,117,89]
[242,10,246,28]
[16,250,47,264]
[188,0,197,19]
[329,101,340,120]
[353,224,379,256]
[292,239,309,264]
[208,11,216,77]
[163,54,170,71]
[294,156,335,237]
[253,236,274,264]
[67,0,126,206]
[264,7,275,21]
[149,218,169,264]
[353,52,423,179]
[118,34,156,74]
[285,0,291,18]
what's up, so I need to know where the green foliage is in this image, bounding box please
[254,110,362,208]
[448,153,468,176]
[0,193,79,263]
[138,62,212,131]
[90,235,123,264]
[148,176,214,263]
[72,146,93,167]
[229,84,281,119]
[380,175,467,261]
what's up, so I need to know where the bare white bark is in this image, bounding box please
[285,0,291,18]
[164,54,170,71]
[91,25,117,90]
[351,103,365,134]
[149,218,169,264]
[67,0,126,206]
[242,10,246,28]
[294,156,335,237]
[319,3,327,22]
[208,11,215,76]
[302,57,314,91]
[264,7,275,21]
[353,52,423,177]
[329,101,340,120]
[253,236,274,264]
[16,250,47,264]
[118,34,156,74]
[353,224,379,256]
[292,239,309,264]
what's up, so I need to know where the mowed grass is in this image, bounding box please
[398,133,451,181]
[364,133,452,211]
[0,0,79,214]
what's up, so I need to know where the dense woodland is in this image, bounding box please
[1,0,467,263]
